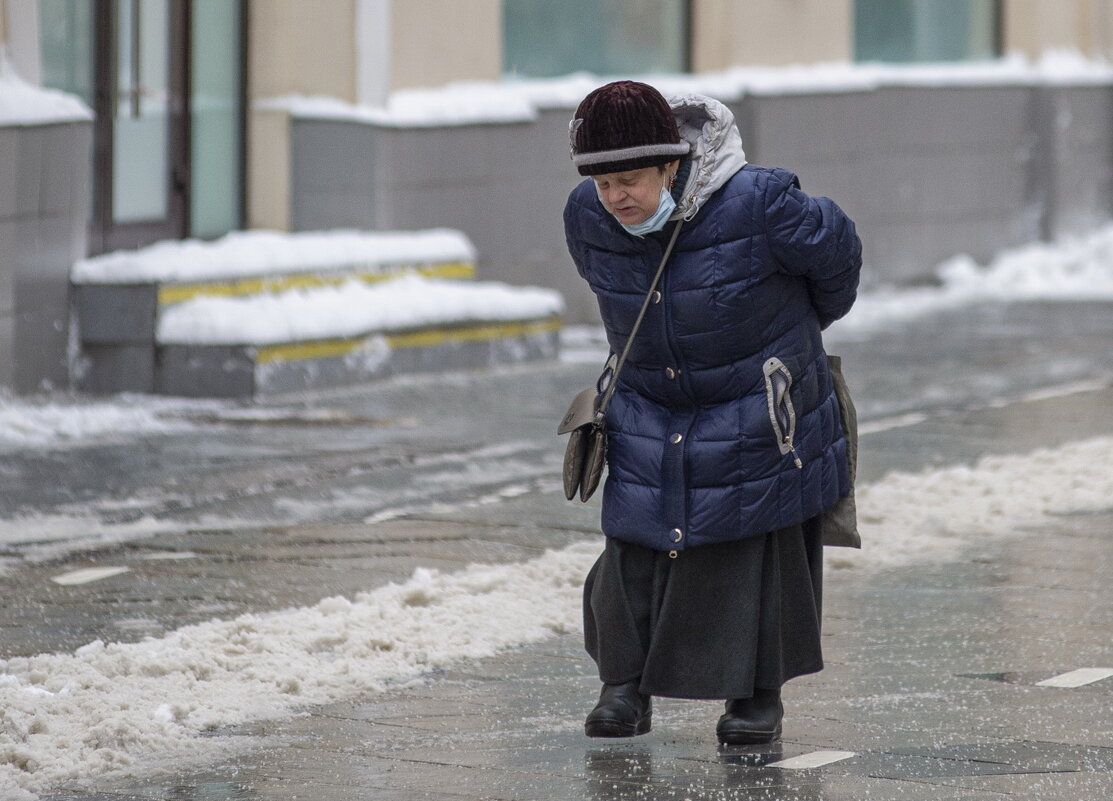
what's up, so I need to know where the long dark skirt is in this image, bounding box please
[582,517,824,700]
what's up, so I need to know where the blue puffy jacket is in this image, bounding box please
[563,94,862,553]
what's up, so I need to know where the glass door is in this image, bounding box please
[92,0,189,254]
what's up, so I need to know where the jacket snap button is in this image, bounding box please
[665,367,677,379]
[669,433,683,444]
[651,290,662,304]
[671,528,684,542]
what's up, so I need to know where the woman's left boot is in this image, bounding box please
[585,680,652,738]
[716,687,783,745]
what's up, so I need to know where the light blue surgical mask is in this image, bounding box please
[621,187,676,237]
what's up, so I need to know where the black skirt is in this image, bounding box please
[582,517,824,700]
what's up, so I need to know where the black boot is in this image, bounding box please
[584,680,652,738]
[716,687,783,745]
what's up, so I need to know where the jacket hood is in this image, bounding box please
[668,93,748,221]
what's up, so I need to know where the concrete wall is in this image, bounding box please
[739,85,1043,284]
[286,81,1113,324]
[0,120,92,391]
[288,109,590,320]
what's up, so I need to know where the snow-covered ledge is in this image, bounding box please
[0,53,92,126]
[258,51,1113,127]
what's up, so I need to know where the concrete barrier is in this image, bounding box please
[0,120,92,391]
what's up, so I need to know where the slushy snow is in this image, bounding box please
[2,435,1112,798]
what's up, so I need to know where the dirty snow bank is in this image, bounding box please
[4,435,1113,798]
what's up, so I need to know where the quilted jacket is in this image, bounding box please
[563,93,862,552]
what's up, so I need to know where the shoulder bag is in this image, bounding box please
[558,220,684,502]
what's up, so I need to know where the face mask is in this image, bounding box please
[621,187,676,237]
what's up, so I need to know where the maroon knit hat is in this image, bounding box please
[569,81,689,176]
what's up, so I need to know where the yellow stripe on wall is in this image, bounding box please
[254,317,561,366]
[157,262,476,306]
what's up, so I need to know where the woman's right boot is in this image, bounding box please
[584,680,652,737]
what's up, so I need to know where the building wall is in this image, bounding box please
[390,0,501,90]
[1002,0,1113,61]
[248,0,359,103]
[691,0,854,70]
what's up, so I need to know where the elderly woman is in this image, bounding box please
[563,81,861,744]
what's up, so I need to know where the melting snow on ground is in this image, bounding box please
[0,394,208,449]
[3,434,1113,798]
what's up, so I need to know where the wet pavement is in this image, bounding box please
[2,300,1112,799]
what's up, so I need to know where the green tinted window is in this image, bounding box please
[504,0,688,78]
[38,0,94,104]
[855,0,1000,63]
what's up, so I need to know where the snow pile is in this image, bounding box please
[71,229,476,285]
[3,435,1113,797]
[828,435,1113,570]
[0,541,598,798]
[268,51,1113,127]
[838,222,1113,336]
[157,275,564,345]
[0,56,92,126]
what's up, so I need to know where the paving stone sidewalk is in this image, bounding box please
[42,508,1113,800]
[39,386,1113,800]
[20,301,1113,800]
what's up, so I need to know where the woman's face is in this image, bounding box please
[593,163,676,226]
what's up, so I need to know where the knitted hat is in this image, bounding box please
[569,81,689,176]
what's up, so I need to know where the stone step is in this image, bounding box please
[77,273,564,397]
[157,316,562,397]
[71,229,477,346]
[68,230,566,396]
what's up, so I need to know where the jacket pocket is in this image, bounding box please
[762,357,803,469]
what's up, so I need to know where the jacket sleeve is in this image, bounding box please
[763,168,862,329]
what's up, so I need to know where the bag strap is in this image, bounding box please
[595,219,684,423]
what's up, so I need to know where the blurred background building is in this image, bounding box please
[2,0,1113,392]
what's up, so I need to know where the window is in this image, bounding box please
[855,0,1000,63]
[37,0,245,251]
[190,0,245,239]
[503,0,689,79]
